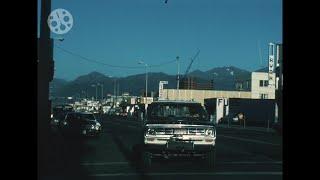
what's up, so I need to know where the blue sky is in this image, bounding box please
[38,0,282,81]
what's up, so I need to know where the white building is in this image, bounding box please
[158,71,276,106]
[251,72,276,99]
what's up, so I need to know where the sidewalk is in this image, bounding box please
[217,124,275,133]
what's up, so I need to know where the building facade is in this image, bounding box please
[179,76,213,90]
[251,72,276,99]
[159,71,276,105]
[160,89,251,105]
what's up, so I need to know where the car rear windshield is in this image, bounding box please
[148,103,208,121]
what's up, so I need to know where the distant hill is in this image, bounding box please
[52,66,253,98]
[188,66,251,90]
[255,66,268,72]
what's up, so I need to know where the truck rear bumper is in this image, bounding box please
[144,143,215,156]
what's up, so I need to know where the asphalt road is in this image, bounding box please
[41,115,283,180]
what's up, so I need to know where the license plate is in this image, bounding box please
[167,140,194,150]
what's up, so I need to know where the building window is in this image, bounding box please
[260,94,268,99]
[259,80,269,87]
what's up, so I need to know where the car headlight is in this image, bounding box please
[91,125,95,129]
[63,121,67,125]
[54,119,59,123]
[145,128,156,136]
[205,128,215,137]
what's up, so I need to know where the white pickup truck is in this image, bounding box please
[137,100,217,169]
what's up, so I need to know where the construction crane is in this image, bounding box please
[179,49,200,89]
[183,49,200,78]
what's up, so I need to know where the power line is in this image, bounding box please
[149,59,177,67]
[55,45,142,69]
[54,45,177,69]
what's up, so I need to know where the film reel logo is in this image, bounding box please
[47,9,73,35]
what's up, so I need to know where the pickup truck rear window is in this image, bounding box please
[148,103,208,121]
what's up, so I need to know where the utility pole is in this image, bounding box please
[38,0,53,176]
[117,82,120,98]
[116,81,120,106]
[113,79,116,107]
[101,83,104,100]
[138,61,148,114]
[91,84,97,101]
[176,56,180,90]
[38,0,53,126]
[146,64,148,106]
[96,84,98,101]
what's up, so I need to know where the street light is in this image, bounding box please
[81,90,86,100]
[91,84,98,101]
[97,83,104,101]
[176,56,180,90]
[100,83,104,101]
[108,75,117,107]
[138,60,148,113]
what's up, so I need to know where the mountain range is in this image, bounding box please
[50,66,266,98]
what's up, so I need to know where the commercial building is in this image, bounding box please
[179,76,213,90]
[160,89,251,105]
[251,72,276,99]
[275,43,283,124]
[159,71,276,105]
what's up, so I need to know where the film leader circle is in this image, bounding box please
[47,8,73,35]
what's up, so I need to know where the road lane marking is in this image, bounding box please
[219,161,282,165]
[90,171,282,177]
[80,161,282,166]
[81,162,129,165]
[218,135,281,146]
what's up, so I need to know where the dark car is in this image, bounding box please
[51,104,74,129]
[135,100,216,169]
[60,112,102,137]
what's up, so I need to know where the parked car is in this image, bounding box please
[135,100,217,169]
[60,112,102,137]
[50,104,74,129]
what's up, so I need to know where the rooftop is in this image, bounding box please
[152,100,200,104]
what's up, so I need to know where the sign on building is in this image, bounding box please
[268,43,275,87]
[216,98,229,124]
[159,81,168,100]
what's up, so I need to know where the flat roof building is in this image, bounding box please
[159,72,276,105]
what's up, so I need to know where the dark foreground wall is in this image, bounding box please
[204,98,276,127]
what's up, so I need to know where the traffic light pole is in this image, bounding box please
[38,0,53,176]
[38,0,53,134]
